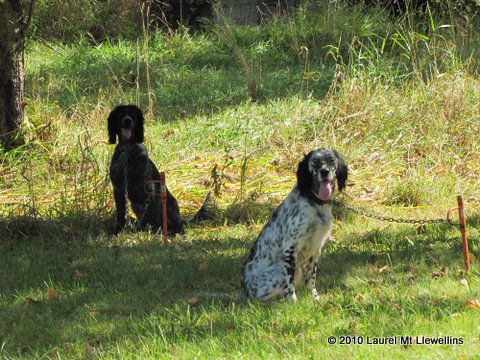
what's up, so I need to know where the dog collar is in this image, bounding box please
[305,190,332,205]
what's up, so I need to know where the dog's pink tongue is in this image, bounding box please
[122,129,132,139]
[318,182,332,201]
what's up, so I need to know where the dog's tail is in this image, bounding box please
[186,192,216,224]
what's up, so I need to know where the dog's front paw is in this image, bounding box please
[283,285,298,302]
[285,293,298,302]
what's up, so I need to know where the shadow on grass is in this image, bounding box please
[0,207,477,356]
[0,212,247,354]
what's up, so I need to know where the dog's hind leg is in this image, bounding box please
[257,245,299,301]
[245,267,290,301]
[244,262,298,302]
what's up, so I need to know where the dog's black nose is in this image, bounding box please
[320,168,330,178]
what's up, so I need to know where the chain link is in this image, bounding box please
[120,151,134,230]
[137,196,151,227]
[333,200,450,225]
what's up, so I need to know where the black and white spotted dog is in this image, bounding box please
[241,148,348,301]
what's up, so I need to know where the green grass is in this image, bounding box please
[1,215,479,358]
[2,1,480,358]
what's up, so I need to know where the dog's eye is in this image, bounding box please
[325,156,336,166]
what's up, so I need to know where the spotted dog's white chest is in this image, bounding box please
[296,205,333,264]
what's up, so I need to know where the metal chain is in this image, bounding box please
[332,200,450,225]
[137,195,151,227]
[120,151,135,230]
[121,151,129,200]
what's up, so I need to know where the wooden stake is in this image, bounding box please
[160,172,169,244]
[457,195,470,271]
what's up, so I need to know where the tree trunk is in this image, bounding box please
[0,0,26,150]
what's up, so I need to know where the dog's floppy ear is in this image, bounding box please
[107,108,118,144]
[296,152,313,195]
[132,105,145,143]
[333,149,348,192]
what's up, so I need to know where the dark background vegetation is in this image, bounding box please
[32,0,480,42]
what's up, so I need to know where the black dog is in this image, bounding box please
[108,104,212,234]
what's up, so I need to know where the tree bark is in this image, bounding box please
[0,0,27,150]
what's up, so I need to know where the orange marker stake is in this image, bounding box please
[160,172,169,244]
[457,195,470,272]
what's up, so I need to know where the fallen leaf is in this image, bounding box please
[187,297,199,307]
[379,265,388,273]
[73,269,87,280]
[464,299,480,311]
[85,343,95,356]
[70,259,83,268]
[26,297,40,306]
[361,186,373,194]
[459,278,470,291]
[163,129,176,138]
[47,287,60,300]
[354,293,366,302]
[432,267,448,279]
[404,262,414,273]
[84,304,100,316]
[468,253,476,262]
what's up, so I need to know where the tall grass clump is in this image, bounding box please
[32,0,146,41]
[14,0,480,222]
